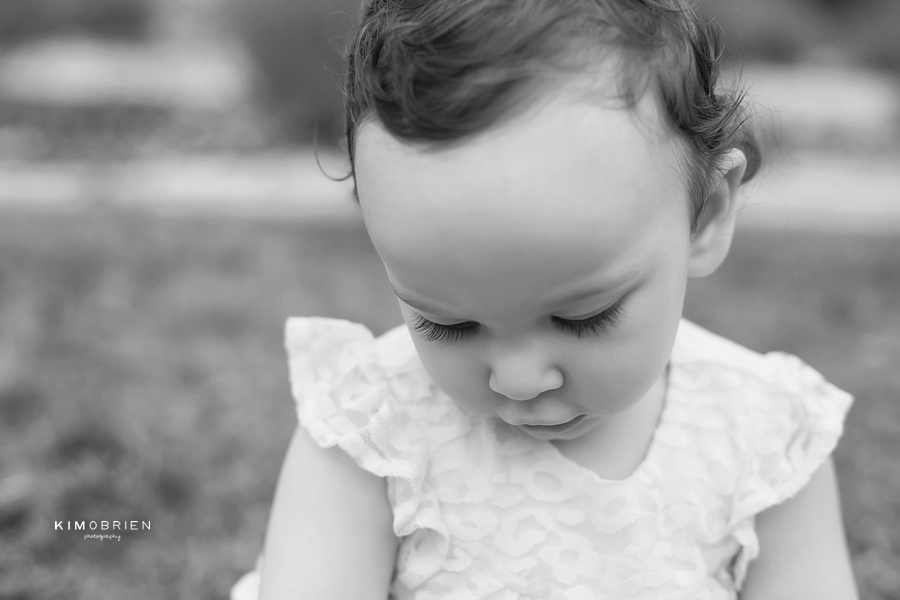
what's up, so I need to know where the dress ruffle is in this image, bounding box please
[286,317,450,588]
[724,351,852,586]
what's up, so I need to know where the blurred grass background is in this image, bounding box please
[0,0,151,44]
[1,211,897,599]
[0,0,898,599]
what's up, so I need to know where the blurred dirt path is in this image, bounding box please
[0,151,898,232]
[0,153,360,222]
[738,152,900,233]
[0,40,897,231]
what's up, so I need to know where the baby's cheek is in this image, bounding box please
[578,332,669,412]
[417,343,493,415]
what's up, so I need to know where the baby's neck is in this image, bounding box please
[552,365,669,481]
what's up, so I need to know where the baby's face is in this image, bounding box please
[356,89,693,442]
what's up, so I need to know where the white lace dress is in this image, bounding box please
[232,317,852,600]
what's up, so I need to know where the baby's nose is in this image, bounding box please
[488,352,563,401]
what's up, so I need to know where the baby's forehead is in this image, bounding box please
[355,89,686,243]
[354,94,696,313]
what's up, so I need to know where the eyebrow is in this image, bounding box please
[389,268,640,316]
[389,281,449,315]
[545,272,637,311]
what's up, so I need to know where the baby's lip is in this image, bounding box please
[509,414,587,432]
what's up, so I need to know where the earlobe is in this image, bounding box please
[687,148,748,278]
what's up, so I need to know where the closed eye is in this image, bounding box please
[411,300,625,343]
[411,314,479,343]
[552,301,624,338]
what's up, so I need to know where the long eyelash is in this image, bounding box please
[411,314,479,343]
[553,301,625,338]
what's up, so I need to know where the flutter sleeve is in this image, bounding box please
[728,351,853,587]
[231,318,448,600]
[286,316,442,485]
[286,317,450,587]
[288,317,419,472]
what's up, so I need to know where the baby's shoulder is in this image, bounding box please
[667,319,851,509]
[285,316,455,428]
[285,317,418,370]
[284,317,429,395]
[673,319,777,376]
[669,320,852,463]
[672,319,831,391]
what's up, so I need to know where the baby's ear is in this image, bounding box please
[687,148,747,278]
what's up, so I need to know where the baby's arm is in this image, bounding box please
[740,458,859,599]
[259,426,398,600]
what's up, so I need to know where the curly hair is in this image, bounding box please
[344,0,761,230]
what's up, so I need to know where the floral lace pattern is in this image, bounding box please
[232,318,852,600]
